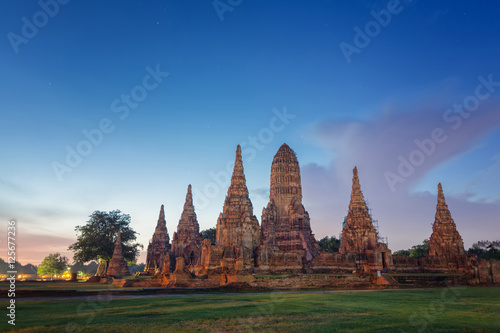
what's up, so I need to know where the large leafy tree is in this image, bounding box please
[468,240,500,260]
[393,249,410,256]
[201,227,216,245]
[68,210,143,275]
[409,239,429,259]
[393,239,429,259]
[37,253,68,280]
[318,236,340,253]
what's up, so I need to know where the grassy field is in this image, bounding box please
[1,287,499,332]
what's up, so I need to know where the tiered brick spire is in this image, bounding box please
[172,185,202,265]
[339,167,379,254]
[216,145,260,251]
[261,143,319,261]
[428,183,466,257]
[269,143,303,211]
[145,204,171,274]
[349,166,366,209]
[107,231,130,276]
[181,185,196,223]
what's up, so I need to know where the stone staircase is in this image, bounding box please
[372,273,399,287]
[381,273,399,286]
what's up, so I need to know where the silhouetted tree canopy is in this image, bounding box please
[0,258,38,274]
[68,210,143,265]
[318,236,340,253]
[394,239,429,258]
[393,249,410,256]
[70,261,99,276]
[128,262,146,274]
[468,240,500,260]
[201,227,216,245]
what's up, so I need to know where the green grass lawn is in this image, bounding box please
[2,287,499,332]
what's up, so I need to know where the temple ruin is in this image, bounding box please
[107,231,130,277]
[261,143,320,262]
[428,183,467,258]
[338,166,393,272]
[133,143,498,287]
[144,204,171,275]
[171,185,203,266]
[215,145,260,266]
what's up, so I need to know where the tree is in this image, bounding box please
[128,263,146,275]
[409,239,429,259]
[468,240,500,260]
[68,210,143,276]
[0,258,38,275]
[37,253,68,280]
[318,236,340,253]
[201,227,216,245]
[70,261,99,276]
[393,249,410,256]
[392,240,429,258]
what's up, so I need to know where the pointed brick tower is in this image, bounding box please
[261,143,320,261]
[172,185,203,266]
[107,231,130,276]
[339,166,379,254]
[216,145,260,253]
[428,183,466,257]
[145,204,171,275]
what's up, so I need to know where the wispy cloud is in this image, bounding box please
[310,93,500,194]
[301,80,500,249]
[249,187,269,202]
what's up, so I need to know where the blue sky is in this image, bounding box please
[1,0,499,264]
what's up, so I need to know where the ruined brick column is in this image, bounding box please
[216,145,260,258]
[145,204,171,275]
[107,231,130,276]
[172,184,203,266]
[261,143,320,261]
[339,166,379,254]
[428,183,466,258]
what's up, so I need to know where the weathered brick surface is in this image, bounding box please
[261,144,320,262]
[145,205,171,275]
[172,185,203,267]
[338,167,393,272]
[107,232,130,276]
[339,167,379,255]
[215,145,260,265]
[426,184,468,272]
[428,183,466,258]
